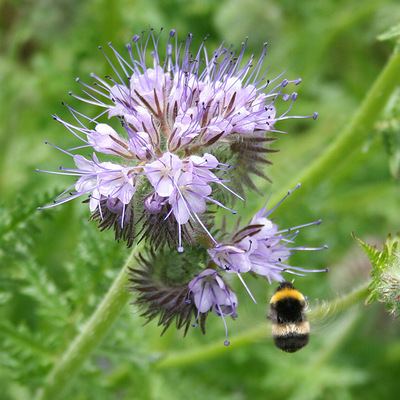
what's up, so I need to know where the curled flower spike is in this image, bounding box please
[126,247,209,335]
[39,29,317,251]
[39,30,315,251]
[127,245,239,343]
[37,28,326,348]
[208,183,328,295]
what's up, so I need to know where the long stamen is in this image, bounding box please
[215,303,230,346]
[236,273,257,304]
[264,183,301,217]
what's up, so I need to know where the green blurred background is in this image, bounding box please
[1,0,400,399]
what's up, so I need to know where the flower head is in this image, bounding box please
[38,29,317,250]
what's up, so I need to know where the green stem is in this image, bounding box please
[35,241,144,400]
[154,282,369,369]
[307,282,369,321]
[271,49,400,205]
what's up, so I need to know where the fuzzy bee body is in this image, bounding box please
[268,281,310,353]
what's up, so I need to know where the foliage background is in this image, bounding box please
[1,0,400,399]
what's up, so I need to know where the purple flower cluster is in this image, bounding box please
[39,28,316,251]
[187,184,327,344]
[39,28,324,344]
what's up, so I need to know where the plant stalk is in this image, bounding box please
[271,49,400,205]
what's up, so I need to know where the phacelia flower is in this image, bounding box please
[39,28,317,250]
[36,27,328,347]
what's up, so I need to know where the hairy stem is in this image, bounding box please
[35,241,144,400]
[307,282,369,321]
[155,282,369,369]
[271,49,400,205]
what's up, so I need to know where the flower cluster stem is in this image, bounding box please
[307,282,369,321]
[272,49,400,205]
[35,241,144,400]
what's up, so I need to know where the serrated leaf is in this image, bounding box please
[0,321,56,390]
[353,233,400,315]
[19,259,71,325]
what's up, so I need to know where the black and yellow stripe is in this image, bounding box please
[268,281,310,353]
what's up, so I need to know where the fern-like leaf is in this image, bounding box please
[353,232,400,315]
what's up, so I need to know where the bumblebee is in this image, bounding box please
[267,281,310,353]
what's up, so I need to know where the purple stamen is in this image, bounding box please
[236,273,257,304]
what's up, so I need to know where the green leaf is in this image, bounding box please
[353,232,400,315]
